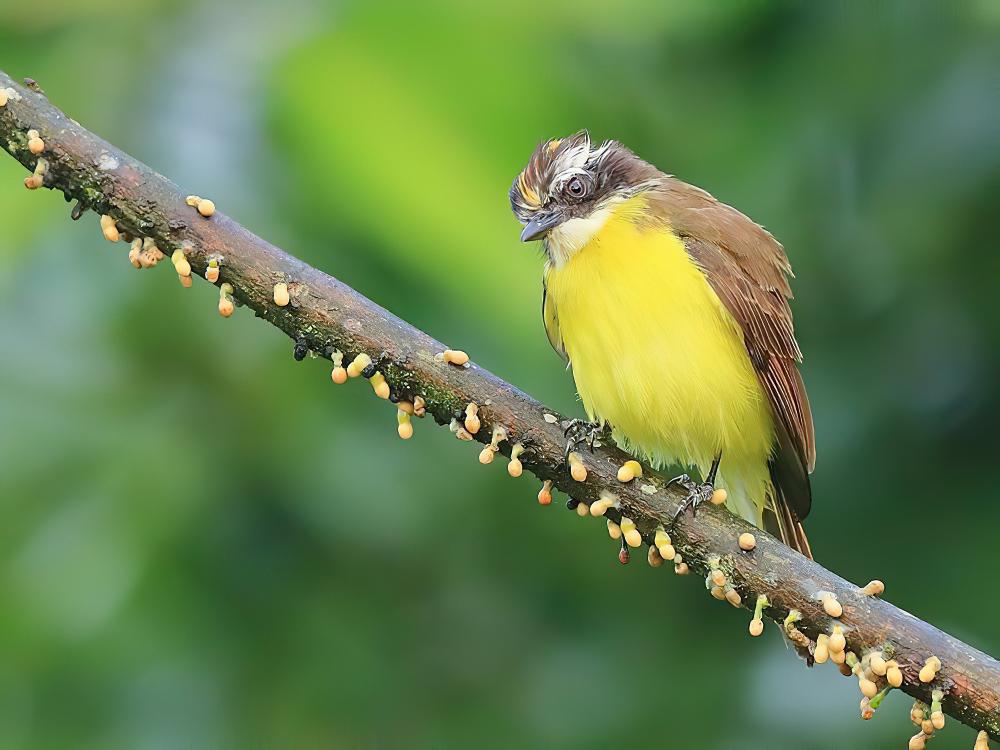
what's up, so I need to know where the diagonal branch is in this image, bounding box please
[2,70,997,742]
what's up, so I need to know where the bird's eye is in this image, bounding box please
[565,175,589,199]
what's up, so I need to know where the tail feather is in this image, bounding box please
[763,416,813,558]
[763,484,813,559]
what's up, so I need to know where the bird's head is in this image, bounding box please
[510,131,660,265]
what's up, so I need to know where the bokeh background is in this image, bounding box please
[2,1,999,748]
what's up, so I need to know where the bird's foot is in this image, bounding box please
[562,419,607,457]
[668,474,716,521]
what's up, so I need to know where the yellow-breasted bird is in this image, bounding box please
[510,132,815,557]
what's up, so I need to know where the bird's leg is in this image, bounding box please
[671,453,722,520]
[562,418,608,457]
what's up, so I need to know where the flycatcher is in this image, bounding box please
[510,132,814,557]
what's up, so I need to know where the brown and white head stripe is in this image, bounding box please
[510,131,663,263]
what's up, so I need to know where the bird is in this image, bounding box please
[510,131,815,557]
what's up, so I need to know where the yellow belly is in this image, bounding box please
[544,200,775,523]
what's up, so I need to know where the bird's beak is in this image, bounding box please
[520,213,562,242]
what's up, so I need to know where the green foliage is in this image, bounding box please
[1,1,998,747]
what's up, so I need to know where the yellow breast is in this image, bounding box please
[544,197,775,522]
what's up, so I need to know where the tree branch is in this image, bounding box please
[2,70,997,743]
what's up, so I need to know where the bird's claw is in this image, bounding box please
[562,418,606,457]
[668,474,715,521]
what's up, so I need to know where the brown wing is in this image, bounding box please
[649,178,815,553]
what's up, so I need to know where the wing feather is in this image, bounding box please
[650,179,816,527]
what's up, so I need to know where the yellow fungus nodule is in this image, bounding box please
[710,586,726,601]
[589,490,617,517]
[369,372,390,399]
[23,174,42,190]
[100,215,120,243]
[218,297,234,317]
[464,403,481,435]
[197,198,216,217]
[331,366,348,384]
[861,579,885,597]
[749,619,764,637]
[908,732,927,750]
[396,410,413,440]
[413,395,426,417]
[179,274,193,288]
[819,591,843,618]
[616,459,643,482]
[710,487,728,505]
[507,443,525,476]
[725,588,742,607]
[450,419,474,441]
[674,562,689,575]
[27,130,44,155]
[171,249,192,278]
[869,653,887,676]
[567,452,587,482]
[814,634,830,664]
[575,502,589,517]
[273,282,290,307]
[884,660,903,687]
[441,348,469,366]
[738,532,756,551]
[346,353,371,378]
[478,446,495,465]
[919,656,941,684]
[205,264,220,283]
[859,678,878,699]
[647,546,663,568]
[537,480,553,505]
[829,626,846,654]
[710,569,726,587]
[587,499,606,517]
[619,517,642,547]
[0,89,7,107]
[606,519,621,539]
[930,711,944,730]
[975,731,989,750]
[654,528,675,560]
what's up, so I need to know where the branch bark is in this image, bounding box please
[2,70,998,742]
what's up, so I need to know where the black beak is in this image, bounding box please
[520,213,562,242]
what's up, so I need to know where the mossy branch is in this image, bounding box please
[2,70,998,742]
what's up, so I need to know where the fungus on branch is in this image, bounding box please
[2,69,998,742]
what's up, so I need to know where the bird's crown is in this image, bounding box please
[510,131,608,218]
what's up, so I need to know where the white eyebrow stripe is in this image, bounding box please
[551,166,589,189]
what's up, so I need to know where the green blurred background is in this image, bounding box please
[1,1,998,748]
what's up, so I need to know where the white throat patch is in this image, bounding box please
[544,207,614,268]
